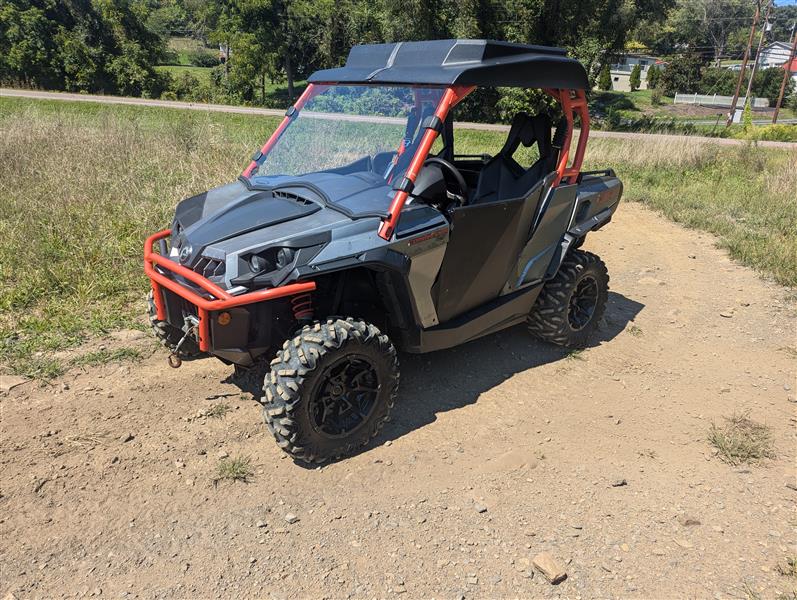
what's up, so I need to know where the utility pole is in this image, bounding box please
[743,0,773,110]
[727,1,760,127]
[773,22,797,124]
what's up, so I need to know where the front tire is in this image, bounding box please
[527,249,609,348]
[262,318,399,464]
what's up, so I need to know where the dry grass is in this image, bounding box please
[708,412,776,466]
[1,96,795,376]
[580,136,797,288]
[777,556,797,579]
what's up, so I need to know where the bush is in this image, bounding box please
[160,49,180,66]
[629,64,642,92]
[736,124,797,142]
[160,91,178,101]
[598,65,612,91]
[188,50,220,68]
[651,87,663,106]
[659,54,703,96]
[742,100,753,132]
[699,67,738,96]
[646,65,661,89]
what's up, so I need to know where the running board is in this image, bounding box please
[402,285,543,353]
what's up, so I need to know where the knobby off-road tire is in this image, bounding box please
[263,318,399,464]
[527,249,609,348]
[146,290,202,358]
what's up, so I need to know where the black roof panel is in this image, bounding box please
[308,40,589,89]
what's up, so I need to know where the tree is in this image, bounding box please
[598,64,613,91]
[646,64,661,88]
[668,0,753,66]
[658,53,703,96]
[629,63,642,91]
[0,0,165,96]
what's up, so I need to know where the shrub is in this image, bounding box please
[742,100,753,132]
[188,50,220,68]
[651,87,663,106]
[646,65,661,89]
[699,67,738,96]
[598,65,612,91]
[659,54,703,96]
[629,64,642,92]
[736,124,797,142]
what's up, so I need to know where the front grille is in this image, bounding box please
[193,256,226,279]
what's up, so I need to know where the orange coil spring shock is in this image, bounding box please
[291,293,314,321]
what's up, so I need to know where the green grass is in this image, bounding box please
[215,457,252,483]
[0,96,795,376]
[155,64,212,81]
[206,403,232,419]
[167,36,208,66]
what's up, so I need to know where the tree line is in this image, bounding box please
[1,0,795,119]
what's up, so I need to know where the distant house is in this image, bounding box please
[607,54,666,92]
[759,42,793,69]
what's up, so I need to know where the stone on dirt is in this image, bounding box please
[611,478,628,487]
[679,515,701,527]
[474,502,488,513]
[0,376,28,393]
[284,513,299,524]
[532,551,567,584]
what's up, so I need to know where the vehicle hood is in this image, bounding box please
[173,181,323,250]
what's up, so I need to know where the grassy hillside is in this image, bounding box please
[0,96,795,377]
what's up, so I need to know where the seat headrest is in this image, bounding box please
[501,112,552,158]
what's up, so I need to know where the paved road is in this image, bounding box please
[3,88,796,148]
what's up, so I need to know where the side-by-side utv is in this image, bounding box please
[144,40,623,463]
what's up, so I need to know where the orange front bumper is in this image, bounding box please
[144,229,316,352]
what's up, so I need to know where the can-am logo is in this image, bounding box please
[178,245,192,264]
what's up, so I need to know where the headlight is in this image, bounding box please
[276,248,295,269]
[178,244,193,264]
[249,253,274,273]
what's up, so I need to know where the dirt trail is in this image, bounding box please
[1,203,795,599]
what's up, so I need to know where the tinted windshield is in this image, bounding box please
[244,85,446,187]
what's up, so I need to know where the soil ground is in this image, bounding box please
[1,203,795,599]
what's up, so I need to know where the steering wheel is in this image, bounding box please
[423,157,469,206]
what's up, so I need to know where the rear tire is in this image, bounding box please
[527,249,608,348]
[146,290,202,358]
[262,318,399,464]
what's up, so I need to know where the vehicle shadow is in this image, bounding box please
[375,291,644,446]
[297,290,644,467]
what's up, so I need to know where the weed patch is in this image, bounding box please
[214,457,252,483]
[708,412,776,466]
[206,403,232,419]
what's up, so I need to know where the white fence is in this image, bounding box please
[674,93,769,109]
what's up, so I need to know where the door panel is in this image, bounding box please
[434,192,539,323]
